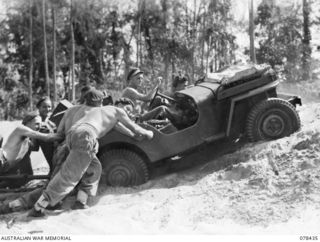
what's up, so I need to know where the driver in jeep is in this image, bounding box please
[121,68,182,127]
[122,68,160,108]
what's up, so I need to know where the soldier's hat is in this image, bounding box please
[127,68,143,83]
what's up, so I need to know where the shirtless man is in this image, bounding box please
[29,88,153,216]
[0,112,63,173]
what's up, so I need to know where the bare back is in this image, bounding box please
[59,105,120,139]
[58,105,87,134]
[57,104,153,142]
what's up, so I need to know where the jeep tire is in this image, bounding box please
[99,149,149,187]
[246,98,301,142]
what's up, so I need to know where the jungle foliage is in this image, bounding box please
[0,0,314,120]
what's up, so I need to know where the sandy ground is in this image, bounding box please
[0,102,320,237]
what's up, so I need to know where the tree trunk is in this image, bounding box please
[201,10,206,73]
[205,35,211,75]
[29,0,33,111]
[42,0,50,96]
[52,5,57,104]
[185,4,189,37]
[162,0,169,90]
[302,0,311,81]
[171,58,175,76]
[249,0,256,63]
[191,0,196,81]
[123,43,130,89]
[140,0,145,67]
[120,31,134,89]
[100,50,105,83]
[112,20,118,82]
[70,0,75,102]
[144,26,154,75]
[137,0,141,67]
[214,40,217,71]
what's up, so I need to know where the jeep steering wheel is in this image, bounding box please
[148,88,177,110]
[148,87,159,109]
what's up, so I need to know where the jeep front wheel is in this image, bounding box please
[99,149,149,187]
[246,98,301,142]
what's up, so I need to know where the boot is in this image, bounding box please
[0,203,12,215]
[71,200,89,210]
[47,201,63,211]
[27,207,45,217]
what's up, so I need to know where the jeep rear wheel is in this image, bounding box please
[99,149,149,187]
[246,98,301,142]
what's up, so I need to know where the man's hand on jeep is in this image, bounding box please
[134,130,154,141]
[143,130,154,140]
[133,133,145,141]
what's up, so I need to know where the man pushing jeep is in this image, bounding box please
[27,88,153,217]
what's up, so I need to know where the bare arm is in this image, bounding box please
[114,122,147,141]
[39,120,56,133]
[114,122,135,138]
[115,108,153,140]
[123,86,158,102]
[145,85,159,101]
[144,77,161,101]
[16,125,64,142]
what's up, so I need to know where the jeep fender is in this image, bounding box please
[226,80,279,136]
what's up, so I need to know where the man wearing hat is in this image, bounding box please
[120,68,184,126]
[29,88,154,216]
[122,68,161,108]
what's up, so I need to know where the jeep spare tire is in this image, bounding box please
[246,98,301,142]
[99,149,149,187]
